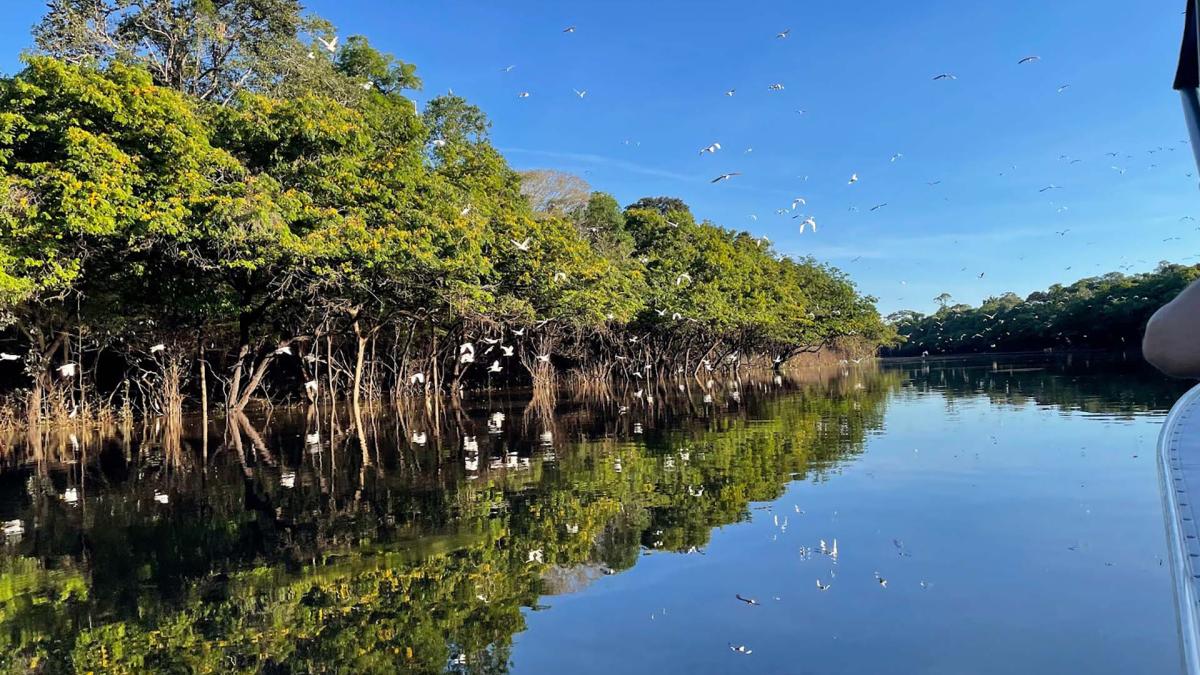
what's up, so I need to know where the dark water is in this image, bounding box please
[0,354,1190,674]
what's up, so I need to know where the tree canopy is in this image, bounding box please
[0,3,894,427]
[884,263,1200,356]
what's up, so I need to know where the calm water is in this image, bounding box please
[0,354,1190,674]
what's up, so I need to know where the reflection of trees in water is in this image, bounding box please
[894,354,1189,418]
[0,369,898,673]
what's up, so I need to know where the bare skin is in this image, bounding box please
[1144,279,1200,378]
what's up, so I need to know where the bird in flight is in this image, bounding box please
[562,25,576,33]
[517,91,530,98]
[870,203,888,211]
[729,645,752,655]
[768,83,785,91]
[848,173,859,185]
[573,89,587,99]
[725,88,736,97]
[776,28,791,39]
[511,238,531,251]
[927,180,942,186]
[317,35,338,53]
[891,153,904,162]
[791,197,806,209]
[711,172,741,183]
[797,216,817,233]
[932,73,957,80]
[1038,184,1062,192]
[501,65,515,72]
[1018,55,1042,65]
[699,142,721,155]
[1057,84,1071,93]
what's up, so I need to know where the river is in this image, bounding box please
[0,354,1189,673]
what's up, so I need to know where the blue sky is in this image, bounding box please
[0,1,1196,314]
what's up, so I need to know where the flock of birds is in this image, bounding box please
[436,18,1200,313]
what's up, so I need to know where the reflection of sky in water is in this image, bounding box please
[0,354,1188,673]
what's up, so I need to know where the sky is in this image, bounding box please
[0,0,1196,315]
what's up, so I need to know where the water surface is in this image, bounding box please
[0,354,1188,673]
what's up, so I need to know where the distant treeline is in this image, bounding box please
[0,1,894,430]
[883,262,1200,357]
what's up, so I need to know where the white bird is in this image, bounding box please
[768,83,784,91]
[562,25,576,33]
[0,353,20,362]
[501,345,514,357]
[154,491,169,504]
[1057,83,1071,93]
[511,327,526,336]
[535,354,551,363]
[848,173,859,184]
[711,172,741,183]
[675,273,692,286]
[932,73,957,80]
[776,28,791,39]
[432,138,447,148]
[729,644,752,655]
[816,579,831,591]
[798,216,817,233]
[517,91,531,99]
[410,372,426,385]
[487,360,502,373]
[460,205,472,216]
[553,271,568,282]
[725,88,736,97]
[573,88,588,98]
[1018,55,1041,65]
[63,487,78,504]
[481,337,502,345]
[412,431,427,445]
[699,142,721,155]
[150,343,165,353]
[501,65,516,72]
[58,363,76,378]
[890,153,904,162]
[361,80,374,90]
[2,519,23,537]
[511,238,531,251]
[274,345,292,356]
[304,379,318,393]
[317,35,338,53]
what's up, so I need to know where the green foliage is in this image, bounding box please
[886,262,1200,355]
[0,13,890,414]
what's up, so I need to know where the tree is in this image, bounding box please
[34,0,312,101]
[626,196,690,217]
[518,169,591,216]
[934,293,952,309]
[334,35,421,94]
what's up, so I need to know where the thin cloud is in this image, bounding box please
[501,146,699,183]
